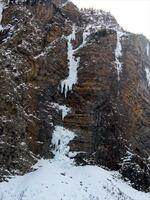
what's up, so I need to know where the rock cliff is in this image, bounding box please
[0,0,149,192]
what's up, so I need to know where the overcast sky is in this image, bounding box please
[71,0,150,40]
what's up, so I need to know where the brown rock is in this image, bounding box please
[0,0,149,192]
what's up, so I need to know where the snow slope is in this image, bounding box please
[0,125,150,200]
[0,160,150,200]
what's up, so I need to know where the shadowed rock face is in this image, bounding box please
[0,0,149,192]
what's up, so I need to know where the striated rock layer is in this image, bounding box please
[0,0,149,192]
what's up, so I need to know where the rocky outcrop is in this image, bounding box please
[0,0,149,192]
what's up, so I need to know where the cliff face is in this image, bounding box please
[0,0,149,192]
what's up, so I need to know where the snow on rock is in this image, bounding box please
[60,11,125,96]
[75,25,91,52]
[0,1,4,31]
[81,9,125,82]
[145,67,150,86]
[61,0,69,8]
[82,9,120,31]
[115,31,124,81]
[50,102,71,120]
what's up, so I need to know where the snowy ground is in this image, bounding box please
[0,125,150,200]
[0,160,150,200]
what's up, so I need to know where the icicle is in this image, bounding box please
[60,24,79,97]
[115,31,123,81]
[0,2,4,31]
[146,43,149,57]
[51,126,75,163]
[60,24,91,97]
[145,67,150,86]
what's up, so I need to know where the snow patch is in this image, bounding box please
[145,67,150,86]
[61,0,69,8]
[50,103,71,120]
[82,9,121,32]
[75,25,91,52]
